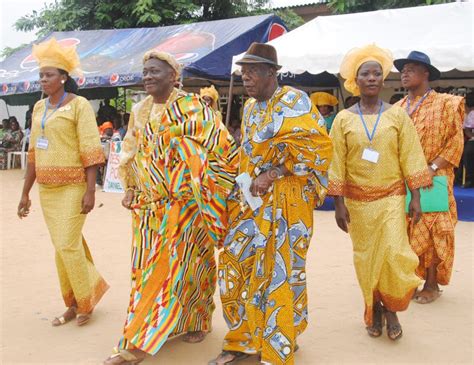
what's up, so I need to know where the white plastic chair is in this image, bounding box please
[7,136,28,169]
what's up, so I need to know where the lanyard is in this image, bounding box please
[356,101,384,144]
[406,89,431,116]
[41,92,68,131]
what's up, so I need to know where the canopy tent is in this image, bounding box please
[0,14,287,101]
[232,2,474,88]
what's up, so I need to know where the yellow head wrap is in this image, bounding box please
[310,92,338,107]
[32,37,80,74]
[200,85,219,110]
[340,44,393,96]
[143,51,181,81]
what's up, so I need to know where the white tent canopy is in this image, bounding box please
[232,2,473,81]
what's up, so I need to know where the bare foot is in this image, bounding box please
[183,331,207,343]
[51,306,76,326]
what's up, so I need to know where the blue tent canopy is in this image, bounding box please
[0,14,287,97]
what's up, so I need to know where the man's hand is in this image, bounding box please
[122,189,134,210]
[250,171,274,197]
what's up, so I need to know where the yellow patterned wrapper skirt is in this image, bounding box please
[39,183,109,314]
[345,194,422,326]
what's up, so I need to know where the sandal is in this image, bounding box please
[103,348,146,365]
[413,288,442,304]
[366,303,384,338]
[52,306,77,327]
[183,331,207,343]
[383,309,403,341]
[208,350,250,365]
[76,313,92,326]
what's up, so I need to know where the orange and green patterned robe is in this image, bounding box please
[219,86,332,365]
[397,91,464,285]
[117,89,238,355]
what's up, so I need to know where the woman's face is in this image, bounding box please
[39,67,66,96]
[356,61,384,97]
[10,121,19,131]
[318,105,333,116]
[202,95,213,106]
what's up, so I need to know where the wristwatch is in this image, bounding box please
[430,162,439,171]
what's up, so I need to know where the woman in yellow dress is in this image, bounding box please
[17,38,109,326]
[200,84,222,119]
[328,45,431,340]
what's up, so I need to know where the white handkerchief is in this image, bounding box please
[236,172,263,211]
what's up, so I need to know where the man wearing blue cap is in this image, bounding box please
[394,51,464,304]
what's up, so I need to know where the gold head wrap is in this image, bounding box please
[310,92,338,107]
[32,37,80,74]
[200,85,219,110]
[143,51,181,81]
[340,44,393,96]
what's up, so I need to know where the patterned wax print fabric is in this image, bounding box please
[219,86,332,365]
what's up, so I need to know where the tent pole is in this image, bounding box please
[225,73,235,127]
[4,100,11,118]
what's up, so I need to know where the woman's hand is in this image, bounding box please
[122,189,134,210]
[408,189,422,224]
[17,194,31,219]
[81,190,95,214]
[334,196,350,233]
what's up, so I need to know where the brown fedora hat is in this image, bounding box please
[236,42,282,70]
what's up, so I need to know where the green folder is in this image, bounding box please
[405,176,449,213]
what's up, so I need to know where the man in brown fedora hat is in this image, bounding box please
[394,51,464,304]
[210,43,333,365]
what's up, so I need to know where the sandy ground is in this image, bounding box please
[0,169,473,365]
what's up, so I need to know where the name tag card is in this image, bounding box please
[362,148,379,163]
[36,137,49,150]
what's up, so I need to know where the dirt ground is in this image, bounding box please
[1,169,472,365]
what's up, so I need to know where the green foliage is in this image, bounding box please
[274,9,304,31]
[1,44,29,59]
[13,0,274,39]
[328,0,455,14]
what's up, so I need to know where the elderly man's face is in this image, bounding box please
[241,63,275,101]
[400,62,429,89]
[142,58,176,98]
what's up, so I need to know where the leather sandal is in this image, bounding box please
[103,348,146,365]
[182,331,207,343]
[208,350,250,365]
[52,306,77,327]
[366,303,384,337]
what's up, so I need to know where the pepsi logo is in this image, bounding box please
[77,76,86,86]
[2,84,8,93]
[110,73,119,84]
[268,23,286,41]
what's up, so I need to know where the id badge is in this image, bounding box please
[362,147,379,163]
[36,137,49,150]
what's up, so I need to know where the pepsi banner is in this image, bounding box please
[0,14,286,97]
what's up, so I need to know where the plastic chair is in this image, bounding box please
[7,136,28,169]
